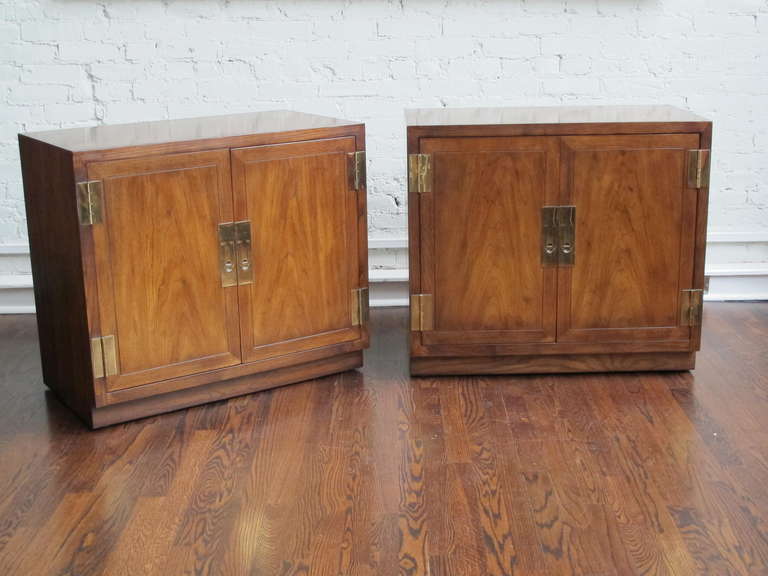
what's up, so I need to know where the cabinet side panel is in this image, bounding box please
[19,137,94,423]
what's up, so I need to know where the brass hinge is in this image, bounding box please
[410,293,434,331]
[680,289,704,327]
[408,154,432,194]
[90,334,118,378]
[76,180,103,225]
[687,149,711,189]
[541,205,576,267]
[218,221,252,287]
[348,151,366,191]
[351,287,369,326]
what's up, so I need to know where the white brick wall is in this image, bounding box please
[1,0,768,306]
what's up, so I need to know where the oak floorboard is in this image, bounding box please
[0,303,767,575]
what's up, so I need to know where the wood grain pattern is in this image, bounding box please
[17,136,94,419]
[20,116,368,427]
[1,304,767,575]
[408,110,710,373]
[88,149,241,390]
[232,137,361,363]
[557,134,699,344]
[24,110,358,153]
[406,104,710,127]
[420,137,558,346]
[410,352,695,376]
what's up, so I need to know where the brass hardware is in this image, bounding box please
[408,154,432,194]
[234,220,253,285]
[687,149,711,189]
[102,335,118,376]
[556,205,576,266]
[680,289,704,327]
[76,180,103,225]
[90,337,104,379]
[348,151,366,191]
[541,205,575,267]
[541,207,558,267]
[410,293,434,331]
[218,223,237,287]
[90,335,118,378]
[351,287,369,326]
[220,221,252,286]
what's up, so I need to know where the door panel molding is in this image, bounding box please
[417,136,560,347]
[232,137,361,363]
[87,149,242,391]
[556,134,699,344]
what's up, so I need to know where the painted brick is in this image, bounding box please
[481,37,540,59]
[58,41,123,63]
[0,0,764,273]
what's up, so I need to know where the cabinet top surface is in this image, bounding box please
[405,105,710,127]
[20,110,361,152]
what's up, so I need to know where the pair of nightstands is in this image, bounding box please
[19,105,711,427]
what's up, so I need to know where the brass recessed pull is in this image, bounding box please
[218,223,237,287]
[556,205,575,266]
[541,206,558,267]
[235,220,253,285]
[542,206,575,266]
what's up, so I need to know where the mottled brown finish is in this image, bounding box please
[557,134,699,344]
[89,149,241,390]
[1,304,768,575]
[421,136,558,344]
[24,110,358,153]
[405,104,709,127]
[18,135,94,418]
[232,137,362,362]
[408,105,711,374]
[18,112,368,427]
[410,352,696,376]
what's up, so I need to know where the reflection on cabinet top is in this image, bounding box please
[405,105,710,128]
[20,110,361,153]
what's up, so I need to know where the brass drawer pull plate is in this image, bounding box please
[219,221,253,287]
[541,205,575,267]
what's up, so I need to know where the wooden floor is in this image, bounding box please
[0,304,767,575]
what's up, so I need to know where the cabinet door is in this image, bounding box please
[88,150,242,391]
[557,134,700,344]
[232,138,362,363]
[418,137,560,346]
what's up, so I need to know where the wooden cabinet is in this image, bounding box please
[407,105,711,375]
[19,111,369,427]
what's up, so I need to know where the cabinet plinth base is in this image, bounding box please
[410,352,695,376]
[86,351,363,429]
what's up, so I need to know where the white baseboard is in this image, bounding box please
[1,231,767,313]
[370,280,409,307]
[368,268,768,304]
[0,275,35,314]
